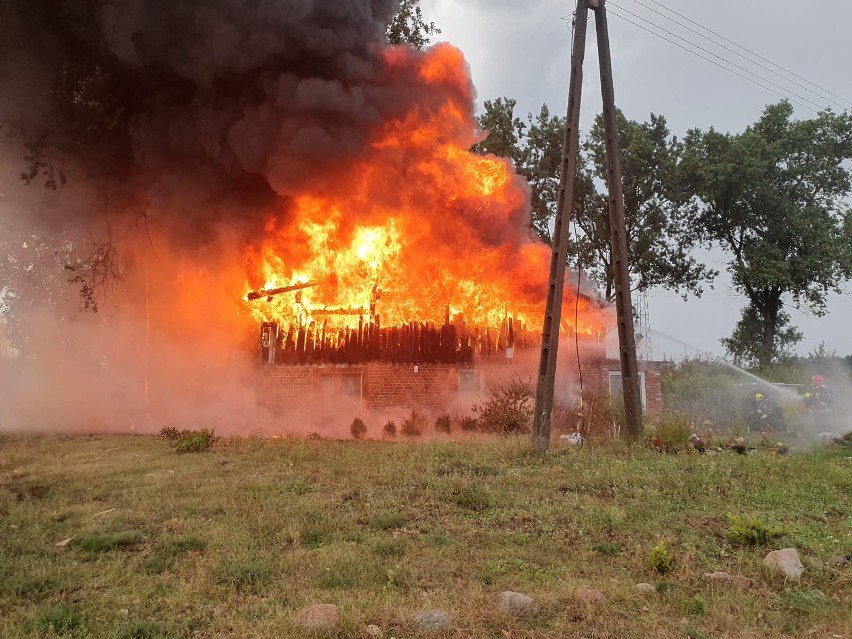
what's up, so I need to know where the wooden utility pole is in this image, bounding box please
[532,0,642,453]
[592,0,643,441]
[531,0,590,455]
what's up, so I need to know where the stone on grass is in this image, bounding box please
[763,548,805,580]
[828,556,848,568]
[365,624,383,637]
[295,604,340,630]
[498,591,538,617]
[575,587,606,604]
[412,610,450,632]
[635,583,658,596]
[703,572,753,588]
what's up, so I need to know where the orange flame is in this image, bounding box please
[243,43,610,339]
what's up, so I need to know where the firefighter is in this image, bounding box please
[809,374,834,411]
[750,391,784,433]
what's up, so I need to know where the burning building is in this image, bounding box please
[0,1,661,435]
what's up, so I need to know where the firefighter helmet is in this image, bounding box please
[811,374,825,385]
[755,393,764,400]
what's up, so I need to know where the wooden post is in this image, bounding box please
[532,0,590,454]
[592,0,643,441]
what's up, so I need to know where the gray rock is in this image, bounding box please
[703,572,753,588]
[635,582,658,595]
[763,548,805,580]
[295,604,339,629]
[365,624,383,637]
[412,609,450,632]
[498,591,538,617]
[575,587,606,604]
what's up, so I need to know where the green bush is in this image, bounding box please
[649,541,674,573]
[400,410,428,437]
[434,414,452,434]
[174,429,217,453]
[350,417,367,439]
[727,514,788,545]
[382,420,397,437]
[473,375,533,434]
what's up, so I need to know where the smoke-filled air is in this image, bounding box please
[0,0,611,435]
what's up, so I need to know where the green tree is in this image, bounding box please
[682,102,852,370]
[386,0,440,49]
[474,100,713,302]
[579,110,714,302]
[471,98,525,160]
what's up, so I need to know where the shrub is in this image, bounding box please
[473,375,533,434]
[174,429,218,453]
[382,420,397,437]
[652,413,692,452]
[572,391,625,439]
[649,541,674,573]
[434,414,452,434]
[400,410,428,437]
[459,416,479,432]
[727,514,788,545]
[350,417,367,440]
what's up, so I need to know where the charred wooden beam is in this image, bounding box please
[246,280,319,301]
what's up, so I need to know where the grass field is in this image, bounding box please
[1,434,850,638]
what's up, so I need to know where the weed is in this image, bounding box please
[651,413,692,452]
[783,588,830,615]
[473,375,533,434]
[434,414,452,434]
[213,558,272,592]
[119,621,168,639]
[727,514,788,545]
[174,429,218,453]
[77,531,144,553]
[314,558,386,590]
[683,595,706,615]
[368,513,408,531]
[400,410,428,436]
[649,541,674,573]
[447,484,492,511]
[35,605,83,633]
[593,542,621,557]
[350,418,367,440]
[369,539,406,558]
[382,420,397,437]
[141,536,206,574]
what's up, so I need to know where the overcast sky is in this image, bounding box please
[421,0,852,360]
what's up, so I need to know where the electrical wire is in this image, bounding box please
[625,0,852,109]
[605,7,823,113]
[605,5,828,113]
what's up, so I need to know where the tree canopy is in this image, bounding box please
[386,0,440,49]
[682,102,852,369]
[473,101,714,303]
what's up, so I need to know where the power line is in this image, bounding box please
[605,5,829,112]
[627,0,852,110]
[605,7,823,113]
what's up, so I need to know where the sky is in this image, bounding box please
[420,0,852,360]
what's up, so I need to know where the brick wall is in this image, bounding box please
[258,357,665,419]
